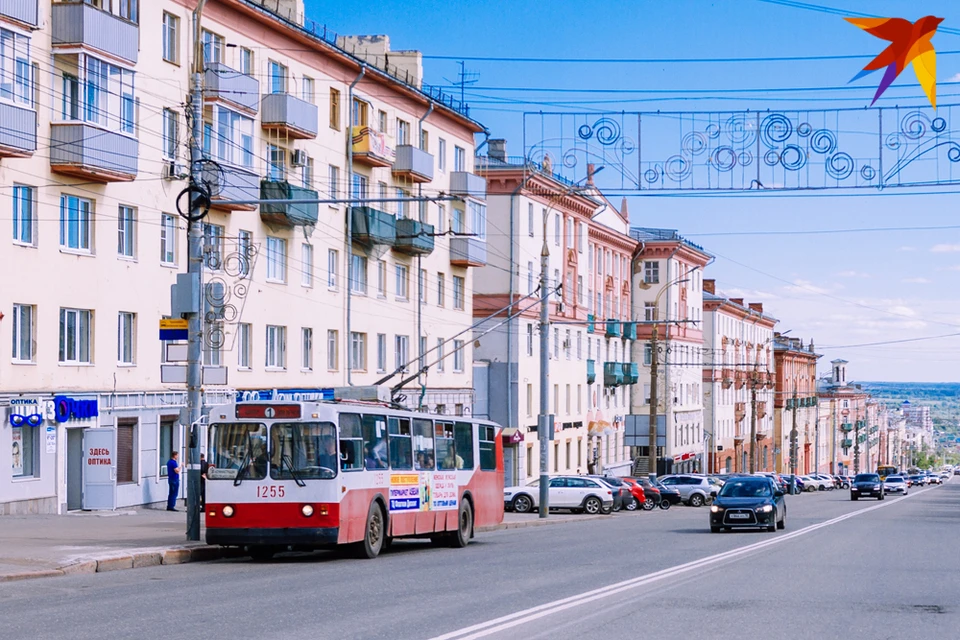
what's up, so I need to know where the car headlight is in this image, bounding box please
[757,504,774,513]
[710,505,722,513]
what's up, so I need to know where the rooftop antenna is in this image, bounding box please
[443,61,479,107]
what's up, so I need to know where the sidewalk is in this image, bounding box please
[0,508,607,583]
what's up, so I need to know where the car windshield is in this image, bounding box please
[719,480,772,498]
[886,477,904,483]
[207,423,268,482]
[270,422,339,480]
[855,474,880,482]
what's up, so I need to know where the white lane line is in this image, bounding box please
[431,487,933,640]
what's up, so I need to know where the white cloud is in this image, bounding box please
[782,279,837,296]
[930,244,960,253]
[835,270,870,278]
[886,305,917,317]
[949,72,960,82]
[937,265,960,271]
[717,286,779,301]
[900,277,931,284]
[896,246,916,252]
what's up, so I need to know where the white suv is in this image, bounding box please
[504,476,614,514]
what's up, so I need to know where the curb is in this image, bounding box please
[477,514,609,533]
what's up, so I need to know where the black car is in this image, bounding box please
[709,476,785,533]
[851,473,884,500]
[653,480,683,507]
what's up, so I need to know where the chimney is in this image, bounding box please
[703,279,716,295]
[730,298,744,307]
[488,139,507,162]
[587,163,596,186]
[255,0,305,24]
[336,35,423,86]
[621,197,629,220]
[748,303,764,313]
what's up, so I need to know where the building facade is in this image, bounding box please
[817,360,872,475]
[1,0,486,513]
[773,333,820,475]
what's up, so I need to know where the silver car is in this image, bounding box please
[658,474,715,507]
[882,475,908,495]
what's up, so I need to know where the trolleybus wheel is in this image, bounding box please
[451,500,473,548]
[357,502,385,559]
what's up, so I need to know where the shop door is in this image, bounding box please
[504,446,515,487]
[67,429,84,510]
[82,428,117,510]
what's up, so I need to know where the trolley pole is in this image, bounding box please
[537,215,551,518]
[749,371,758,473]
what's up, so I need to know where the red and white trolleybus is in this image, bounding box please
[204,398,504,559]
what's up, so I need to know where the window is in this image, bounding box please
[202,223,223,270]
[395,264,409,299]
[327,249,338,289]
[438,138,446,171]
[239,47,254,75]
[12,185,34,245]
[265,325,287,369]
[377,260,387,297]
[160,214,176,264]
[117,205,136,258]
[397,187,409,219]
[452,208,465,234]
[162,108,178,159]
[553,328,559,359]
[565,329,571,360]
[210,106,254,167]
[237,230,252,278]
[644,343,653,365]
[644,302,656,322]
[644,261,660,284]
[329,88,340,129]
[267,143,286,180]
[117,312,135,364]
[420,128,429,152]
[301,328,313,370]
[262,236,286,283]
[301,244,313,287]
[389,417,414,470]
[419,336,427,369]
[376,334,387,372]
[526,385,533,417]
[59,308,92,364]
[454,146,466,172]
[0,28,31,107]
[352,174,368,201]
[554,214,560,246]
[526,324,534,357]
[436,338,445,372]
[327,330,338,370]
[577,276,584,306]
[350,254,367,294]
[301,156,314,189]
[268,60,287,94]
[57,54,136,133]
[237,323,251,369]
[437,273,445,307]
[302,76,315,103]
[528,203,534,237]
[527,262,534,294]
[419,269,427,303]
[469,201,486,240]
[11,303,34,363]
[577,331,582,359]
[59,195,92,252]
[378,110,387,132]
[202,30,223,64]
[159,418,176,477]
[438,204,446,233]
[352,98,368,127]
[328,165,340,199]
[453,276,465,310]
[162,12,179,63]
[395,335,409,372]
[397,119,410,145]
[453,339,465,372]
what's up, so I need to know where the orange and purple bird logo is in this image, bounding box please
[846,15,943,109]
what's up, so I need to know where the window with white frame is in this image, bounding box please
[527,262,534,294]
[11,303,34,363]
[328,165,340,199]
[553,214,560,246]
[437,204,446,233]
[302,76,315,103]
[237,230,251,277]
[395,264,409,299]
[376,333,387,372]
[577,276,584,306]
[644,261,659,284]
[327,329,338,370]
[162,108,178,159]
[1,29,32,107]
[452,208,465,234]
[394,335,409,372]
[396,187,409,219]
[453,339,465,372]
[436,337,445,372]
[265,325,286,369]
[239,47,254,75]
[453,276,464,310]
[454,146,466,171]
[397,119,410,145]
[208,106,254,168]
[268,60,287,94]
[437,273,445,307]
[301,243,313,287]
[377,260,387,297]
[117,312,135,364]
[419,269,427,303]
[59,195,92,252]
[528,203,534,237]
[201,30,223,64]
[12,185,34,245]
[58,54,136,134]
[59,308,92,364]
[301,327,313,370]
[350,332,367,371]
[469,200,486,240]
[267,143,286,180]
[265,236,286,282]
[203,223,223,270]
[350,254,367,294]
[438,138,446,170]
[117,205,136,258]
[237,323,251,369]
[161,12,179,64]
[644,302,656,322]
[160,214,177,264]
[526,323,533,357]
[327,249,338,289]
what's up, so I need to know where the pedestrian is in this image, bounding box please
[199,453,210,508]
[166,451,181,512]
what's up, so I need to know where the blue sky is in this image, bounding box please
[306,0,960,382]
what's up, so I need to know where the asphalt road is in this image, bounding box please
[1,480,957,640]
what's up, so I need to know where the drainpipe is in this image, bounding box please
[505,169,536,432]
[345,66,365,386]
[414,103,432,407]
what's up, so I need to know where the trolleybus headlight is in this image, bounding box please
[301,504,314,517]
[222,505,235,517]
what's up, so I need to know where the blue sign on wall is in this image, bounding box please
[53,396,98,423]
[234,388,335,403]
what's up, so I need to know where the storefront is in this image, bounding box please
[2,395,59,515]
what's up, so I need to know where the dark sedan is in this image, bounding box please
[851,473,884,500]
[709,477,786,533]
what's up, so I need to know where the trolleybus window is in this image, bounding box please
[479,425,496,471]
[339,413,364,471]
[208,423,267,481]
[413,418,434,470]
[388,417,413,469]
[436,421,459,470]
[270,422,338,480]
[362,414,388,469]
[454,421,475,470]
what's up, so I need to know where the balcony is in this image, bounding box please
[605,320,621,338]
[392,145,434,183]
[204,163,259,211]
[52,2,138,65]
[0,103,36,157]
[587,360,596,384]
[394,218,435,256]
[735,402,746,422]
[622,322,637,341]
[49,123,137,182]
[722,368,733,389]
[587,314,595,334]
[603,362,624,387]
[352,126,394,167]
[260,180,318,227]
[1,0,38,27]
[261,93,318,139]
[352,206,397,246]
[450,236,487,267]
[621,362,639,385]
[205,62,260,113]
[449,171,486,200]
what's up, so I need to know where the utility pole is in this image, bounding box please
[537,205,551,518]
[853,411,861,475]
[789,387,798,494]
[647,315,659,478]
[814,418,820,475]
[749,369,758,473]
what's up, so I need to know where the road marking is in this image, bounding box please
[431,487,933,640]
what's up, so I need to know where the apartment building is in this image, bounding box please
[773,333,820,475]
[817,360,871,475]
[629,228,711,475]
[0,0,486,514]
[471,148,637,486]
[702,281,777,474]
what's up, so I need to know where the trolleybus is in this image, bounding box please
[204,398,504,559]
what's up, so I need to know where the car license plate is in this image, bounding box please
[729,513,749,519]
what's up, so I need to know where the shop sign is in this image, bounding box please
[8,398,53,427]
[53,396,99,423]
[235,388,334,403]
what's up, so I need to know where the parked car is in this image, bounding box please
[504,476,614,514]
[617,477,649,511]
[781,474,806,493]
[659,474,715,507]
[754,472,789,494]
[851,473,884,501]
[592,476,627,512]
[810,473,836,490]
[709,476,786,533]
[882,475,908,495]
[652,479,683,508]
[800,475,827,492]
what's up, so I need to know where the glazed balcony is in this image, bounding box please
[260,180,319,227]
[1,0,38,27]
[352,206,397,246]
[449,171,486,200]
[392,145,434,183]
[605,320,621,338]
[587,314,595,334]
[0,103,36,157]
[52,1,138,64]
[450,236,487,267]
[394,218,435,256]
[351,126,394,167]
[49,123,137,182]
[622,321,637,340]
[261,93,318,139]
[204,163,259,211]
[603,362,624,387]
[587,360,596,385]
[621,362,639,385]
[205,62,260,113]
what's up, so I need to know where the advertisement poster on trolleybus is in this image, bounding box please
[389,472,459,512]
[432,472,458,510]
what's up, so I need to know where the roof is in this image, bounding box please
[630,227,713,258]
[476,155,587,192]
[703,292,779,325]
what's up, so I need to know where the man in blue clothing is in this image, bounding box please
[166,451,182,512]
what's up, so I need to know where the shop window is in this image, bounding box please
[117,419,136,484]
[11,425,38,478]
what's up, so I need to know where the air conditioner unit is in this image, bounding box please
[164,160,188,181]
[291,149,308,167]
